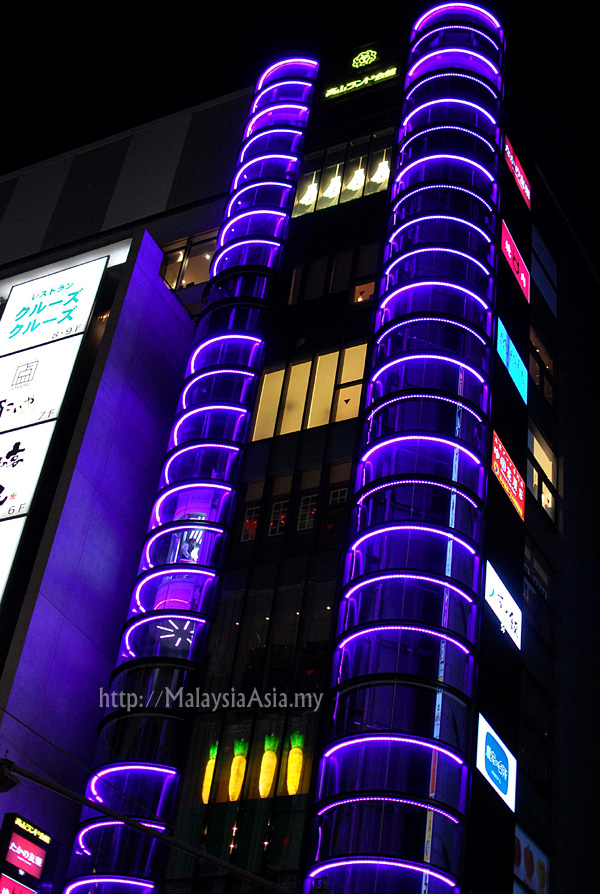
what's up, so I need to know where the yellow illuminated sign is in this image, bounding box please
[352,50,378,68]
[324,67,398,99]
[14,816,51,845]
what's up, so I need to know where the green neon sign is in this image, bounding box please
[324,67,398,100]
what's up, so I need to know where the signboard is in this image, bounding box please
[476,714,517,810]
[501,220,530,302]
[0,339,82,434]
[324,66,398,99]
[11,820,50,847]
[504,136,531,209]
[492,431,525,520]
[485,561,522,649]
[497,318,528,403]
[5,834,45,880]
[514,825,549,893]
[0,424,57,521]
[0,256,107,356]
[0,874,38,894]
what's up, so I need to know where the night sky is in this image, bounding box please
[2,4,599,259]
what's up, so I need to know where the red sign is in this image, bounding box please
[504,136,531,209]
[501,220,530,302]
[0,874,38,894]
[5,833,45,879]
[492,432,525,520]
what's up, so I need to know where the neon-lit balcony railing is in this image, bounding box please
[306,6,502,892]
[66,56,318,890]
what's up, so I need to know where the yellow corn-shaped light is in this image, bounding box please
[259,735,280,799]
[286,732,304,795]
[201,743,218,804]
[229,739,248,801]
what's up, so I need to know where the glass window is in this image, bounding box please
[340,344,367,383]
[357,243,380,279]
[252,369,285,440]
[529,325,555,405]
[353,281,376,303]
[317,144,346,210]
[333,383,362,421]
[365,129,393,196]
[297,494,318,531]
[161,239,186,289]
[307,352,338,428]
[304,257,328,300]
[341,137,370,204]
[330,250,353,293]
[329,487,348,505]
[180,237,216,288]
[280,362,311,434]
[288,265,303,304]
[293,151,324,218]
[269,500,289,536]
[241,506,260,541]
[527,424,558,520]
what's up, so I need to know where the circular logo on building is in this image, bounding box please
[352,49,378,68]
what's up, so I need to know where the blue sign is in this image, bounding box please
[497,318,527,403]
[484,731,509,794]
[476,714,517,810]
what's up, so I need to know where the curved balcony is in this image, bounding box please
[160,442,241,488]
[117,611,208,664]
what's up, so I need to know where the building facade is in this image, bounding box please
[0,4,587,893]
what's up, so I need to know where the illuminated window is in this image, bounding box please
[161,230,217,290]
[341,136,370,203]
[241,506,260,542]
[297,494,318,531]
[353,281,376,303]
[529,325,555,405]
[527,424,558,520]
[269,500,289,536]
[251,346,367,439]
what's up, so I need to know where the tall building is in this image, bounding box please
[0,4,593,893]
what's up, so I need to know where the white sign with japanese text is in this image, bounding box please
[476,713,517,811]
[0,338,82,434]
[0,256,107,355]
[485,561,522,649]
[0,422,56,521]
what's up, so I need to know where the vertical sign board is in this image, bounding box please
[484,561,522,649]
[492,431,525,520]
[501,220,530,302]
[497,318,528,403]
[476,714,517,811]
[0,815,53,893]
[504,136,531,209]
[0,257,108,606]
[514,825,549,893]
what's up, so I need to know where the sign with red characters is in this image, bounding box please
[504,136,531,209]
[501,221,530,302]
[492,431,525,520]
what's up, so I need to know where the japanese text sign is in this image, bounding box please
[476,714,517,810]
[501,220,530,302]
[0,256,107,355]
[0,874,38,894]
[492,431,525,520]
[485,561,522,649]
[504,136,531,209]
[0,424,56,521]
[5,833,45,880]
[496,318,527,403]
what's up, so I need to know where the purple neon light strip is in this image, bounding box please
[379,280,489,313]
[76,820,167,857]
[64,879,154,894]
[309,858,456,887]
[403,97,496,130]
[153,482,232,527]
[366,392,484,424]
[375,314,487,345]
[370,353,486,385]
[392,182,493,213]
[123,612,205,658]
[211,238,281,277]
[349,523,476,556]
[337,623,471,655]
[384,245,490,276]
[388,213,492,244]
[256,58,318,91]
[316,794,460,823]
[163,443,240,486]
[395,152,495,182]
[232,154,299,190]
[218,209,288,247]
[181,369,256,410]
[414,3,502,32]
[408,47,499,77]
[245,103,310,139]
[323,733,463,764]
[400,123,496,154]
[89,763,177,804]
[360,434,481,466]
[189,334,263,375]
[250,80,313,114]
[133,568,216,613]
[143,523,223,568]
[356,476,479,509]
[412,23,500,54]
[405,70,498,101]
[173,405,249,447]
[225,180,294,218]
[343,572,474,605]
[239,128,303,162]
